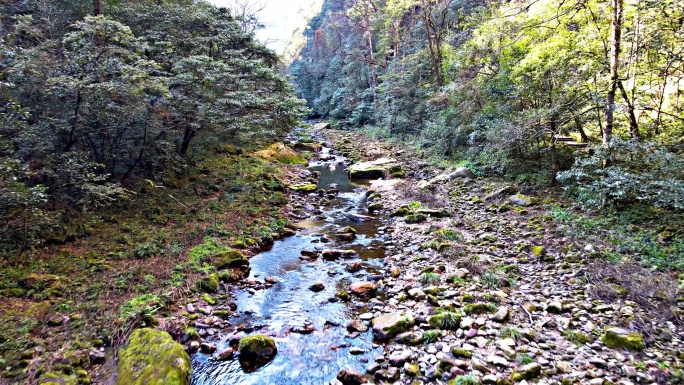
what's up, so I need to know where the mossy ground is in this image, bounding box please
[0,141,305,383]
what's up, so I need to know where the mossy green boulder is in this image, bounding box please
[390,206,410,217]
[255,143,307,164]
[238,334,277,360]
[211,249,249,270]
[289,184,318,193]
[198,274,219,293]
[601,327,645,351]
[116,328,191,385]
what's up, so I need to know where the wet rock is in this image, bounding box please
[337,369,366,385]
[349,347,366,355]
[238,334,277,363]
[322,249,357,260]
[389,350,412,366]
[216,349,234,361]
[264,276,278,284]
[346,262,363,273]
[116,328,191,385]
[372,313,414,340]
[347,320,369,333]
[350,281,377,296]
[511,363,542,381]
[200,342,217,354]
[88,349,106,365]
[601,327,645,351]
[309,283,325,292]
[390,267,401,278]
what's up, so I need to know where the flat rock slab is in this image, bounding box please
[348,158,400,179]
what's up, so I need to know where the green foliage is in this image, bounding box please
[558,140,684,210]
[499,326,522,341]
[187,238,229,273]
[423,330,440,344]
[119,293,164,325]
[450,375,481,385]
[0,1,307,254]
[516,353,534,365]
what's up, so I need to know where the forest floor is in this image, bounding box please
[314,128,684,384]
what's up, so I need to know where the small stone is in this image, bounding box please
[88,350,106,365]
[547,301,563,314]
[216,349,234,361]
[492,306,509,322]
[622,365,637,378]
[390,267,401,278]
[347,262,363,273]
[265,276,278,284]
[511,363,542,381]
[349,347,366,355]
[555,361,572,374]
[337,368,366,385]
[309,283,325,292]
[350,281,377,296]
[347,320,368,333]
[200,342,217,354]
[589,357,607,368]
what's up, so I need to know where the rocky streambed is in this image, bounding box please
[184,128,683,385]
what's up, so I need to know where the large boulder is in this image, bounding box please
[238,334,277,370]
[211,249,249,270]
[313,122,331,130]
[348,158,400,180]
[372,313,414,340]
[116,328,191,385]
[601,327,645,351]
[255,143,307,165]
[509,193,536,207]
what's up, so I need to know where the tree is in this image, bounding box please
[604,0,623,146]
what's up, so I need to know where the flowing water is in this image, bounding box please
[192,146,387,385]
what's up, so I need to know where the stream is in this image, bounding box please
[191,145,387,384]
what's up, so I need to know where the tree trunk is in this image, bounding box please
[617,81,639,140]
[367,30,377,106]
[93,0,102,16]
[604,0,623,146]
[179,127,196,157]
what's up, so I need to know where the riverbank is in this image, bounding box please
[317,128,683,384]
[0,135,318,384]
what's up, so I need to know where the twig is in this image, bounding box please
[168,194,188,209]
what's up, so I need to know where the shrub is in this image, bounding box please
[558,139,684,210]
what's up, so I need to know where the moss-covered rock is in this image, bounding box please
[211,249,249,270]
[368,202,383,211]
[198,274,219,293]
[238,334,277,370]
[289,184,318,193]
[415,209,450,218]
[601,327,645,351]
[510,363,541,381]
[39,372,78,385]
[463,303,496,315]
[390,206,411,217]
[372,313,414,340]
[116,328,191,385]
[509,193,536,207]
[255,143,307,164]
[405,213,428,224]
[348,158,399,179]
